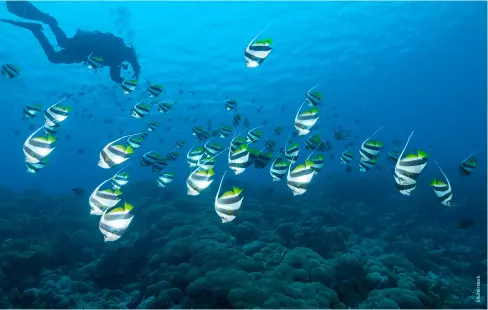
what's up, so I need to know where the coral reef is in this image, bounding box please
[0,183,485,309]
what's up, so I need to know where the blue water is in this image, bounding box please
[0,1,486,309]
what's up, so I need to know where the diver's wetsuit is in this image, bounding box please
[1,1,141,83]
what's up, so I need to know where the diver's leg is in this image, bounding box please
[1,18,69,49]
[5,1,57,25]
[48,23,69,48]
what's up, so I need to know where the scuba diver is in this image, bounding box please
[1,0,141,83]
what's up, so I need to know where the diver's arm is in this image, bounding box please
[109,65,123,83]
[126,50,141,79]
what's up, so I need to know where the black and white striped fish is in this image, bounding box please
[23,126,57,164]
[121,79,138,95]
[147,121,160,132]
[226,100,238,111]
[22,104,42,120]
[204,141,222,158]
[127,134,145,149]
[186,168,215,196]
[244,27,272,68]
[158,102,173,114]
[98,135,135,169]
[89,178,123,215]
[459,153,477,176]
[294,104,319,136]
[187,145,205,168]
[233,114,242,127]
[44,98,70,127]
[270,156,290,182]
[305,83,323,107]
[148,84,163,98]
[359,158,377,172]
[287,160,315,196]
[388,151,400,162]
[157,172,175,188]
[274,126,282,136]
[214,171,244,223]
[430,163,453,207]
[228,145,250,175]
[340,150,354,165]
[99,201,134,242]
[152,159,168,172]
[246,126,263,144]
[112,167,130,189]
[131,101,151,118]
[1,63,20,79]
[84,53,103,72]
[284,142,300,163]
[309,154,325,175]
[393,131,428,196]
[359,126,384,161]
[219,125,233,138]
[141,151,163,166]
[165,150,180,161]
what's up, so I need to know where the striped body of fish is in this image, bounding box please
[229,145,251,175]
[22,104,42,120]
[270,157,290,181]
[131,101,151,118]
[186,168,215,196]
[121,79,138,95]
[214,172,244,223]
[287,160,315,196]
[157,172,175,187]
[98,136,135,169]
[23,127,57,164]
[148,84,163,98]
[1,63,20,79]
[99,202,134,242]
[294,107,319,136]
[245,38,272,68]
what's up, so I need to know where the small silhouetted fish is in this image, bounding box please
[79,91,86,96]
[346,165,352,172]
[72,187,85,196]
[280,106,285,111]
[178,89,184,95]
[159,138,165,143]
[28,124,36,130]
[103,117,114,124]
[459,219,475,230]
[77,148,84,154]
[262,120,268,125]
[256,105,263,112]
[64,134,71,140]
[87,113,93,119]
[13,129,20,136]
[251,98,256,103]
[355,119,360,124]
[190,91,195,96]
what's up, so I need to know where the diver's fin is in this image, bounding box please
[0,19,43,31]
[5,1,57,25]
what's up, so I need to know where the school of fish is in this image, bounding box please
[5,25,479,242]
